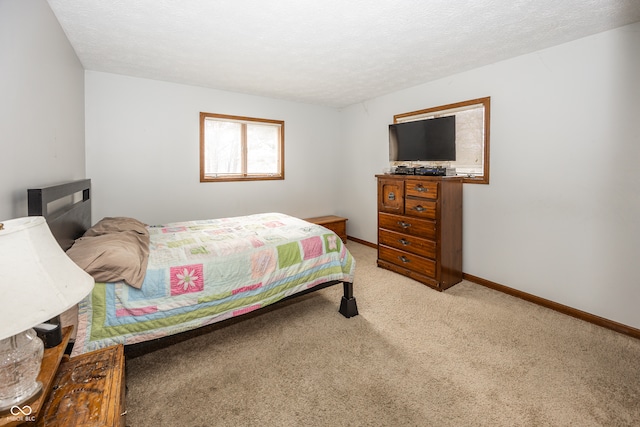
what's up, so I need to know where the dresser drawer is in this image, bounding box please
[379,212,436,240]
[405,197,437,219]
[379,229,436,259]
[405,180,438,199]
[378,178,404,214]
[379,245,436,278]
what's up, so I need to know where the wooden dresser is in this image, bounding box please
[376,174,463,291]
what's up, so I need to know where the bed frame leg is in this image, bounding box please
[339,282,358,318]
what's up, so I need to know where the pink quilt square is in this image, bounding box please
[249,237,265,248]
[116,306,158,317]
[162,226,187,233]
[264,221,285,228]
[170,264,204,295]
[301,236,323,260]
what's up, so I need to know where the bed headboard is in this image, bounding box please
[27,179,92,251]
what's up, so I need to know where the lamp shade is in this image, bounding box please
[0,216,94,341]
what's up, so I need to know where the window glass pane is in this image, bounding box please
[247,124,279,174]
[394,97,489,183]
[200,112,284,182]
[448,107,484,176]
[396,104,484,175]
[205,120,242,174]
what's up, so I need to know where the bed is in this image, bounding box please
[27,179,358,356]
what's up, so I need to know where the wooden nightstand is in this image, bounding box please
[304,215,348,243]
[0,327,72,427]
[36,344,126,426]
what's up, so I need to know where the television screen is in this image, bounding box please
[389,116,456,161]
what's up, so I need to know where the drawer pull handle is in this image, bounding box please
[416,185,428,192]
[399,239,410,246]
[397,221,411,229]
[414,205,425,212]
[398,256,410,263]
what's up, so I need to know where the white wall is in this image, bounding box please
[339,22,640,329]
[80,22,640,331]
[85,71,343,225]
[0,0,85,220]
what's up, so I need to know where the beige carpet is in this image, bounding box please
[125,242,640,426]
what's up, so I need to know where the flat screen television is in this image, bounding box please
[389,116,456,161]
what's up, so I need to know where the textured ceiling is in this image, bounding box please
[47,0,640,108]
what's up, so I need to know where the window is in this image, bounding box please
[200,113,284,182]
[394,97,490,184]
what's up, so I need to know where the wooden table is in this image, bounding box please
[36,344,126,426]
[0,328,126,427]
[304,215,348,243]
[0,327,72,427]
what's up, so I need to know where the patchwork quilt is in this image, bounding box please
[72,213,355,355]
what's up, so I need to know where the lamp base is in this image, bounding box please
[0,381,42,412]
[0,329,44,412]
